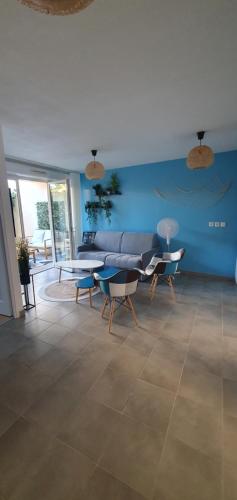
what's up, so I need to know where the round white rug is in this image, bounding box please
[38,278,100,302]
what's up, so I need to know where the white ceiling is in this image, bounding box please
[0,0,237,172]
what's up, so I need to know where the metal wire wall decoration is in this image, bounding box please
[154,176,232,208]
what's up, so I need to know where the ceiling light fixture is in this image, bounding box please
[187,131,214,169]
[85,149,105,180]
[17,0,95,15]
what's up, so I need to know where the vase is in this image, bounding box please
[18,259,30,285]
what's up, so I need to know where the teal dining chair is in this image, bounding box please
[94,269,140,333]
[75,267,120,308]
[149,248,185,300]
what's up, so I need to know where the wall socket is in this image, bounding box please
[209,221,226,228]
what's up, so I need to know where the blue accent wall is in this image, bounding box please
[80,150,237,278]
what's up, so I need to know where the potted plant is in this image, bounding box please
[92,184,103,199]
[106,173,121,195]
[16,238,30,285]
[92,184,107,199]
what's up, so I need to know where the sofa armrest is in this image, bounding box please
[77,243,95,252]
[141,247,160,269]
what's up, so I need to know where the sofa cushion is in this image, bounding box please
[105,253,142,269]
[94,231,123,253]
[77,251,112,263]
[120,232,159,255]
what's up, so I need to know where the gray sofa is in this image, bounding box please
[77,231,159,272]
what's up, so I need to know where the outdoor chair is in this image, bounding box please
[27,229,52,260]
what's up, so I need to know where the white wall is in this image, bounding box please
[0,215,12,316]
[0,131,22,317]
[6,159,70,181]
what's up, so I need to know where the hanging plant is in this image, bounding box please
[85,201,100,225]
[101,200,112,223]
[85,199,113,225]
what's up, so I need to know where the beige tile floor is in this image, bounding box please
[0,316,10,327]
[0,271,237,499]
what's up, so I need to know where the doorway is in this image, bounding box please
[8,178,73,265]
[48,181,73,262]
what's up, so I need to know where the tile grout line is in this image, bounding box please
[95,462,148,499]
[87,289,196,475]
[0,280,229,500]
[150,301,199,499]
[118,348,156,418]
[1,349,87,420]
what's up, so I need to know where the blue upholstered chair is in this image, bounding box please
[149,248,185,300]
[94,269,140,333]
[75,267,120,308]
[75,275,95,307]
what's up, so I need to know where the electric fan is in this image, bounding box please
[157,218,179,251]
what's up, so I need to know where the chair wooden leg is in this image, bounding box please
[149,275,155,295]
[168,276,176,302]
[101,297,109,318]
[76,288,79,303]
[89,288,92,308]
[150,275,155,299]
[127,296,138,326]
[150,275,158,301]
[168,276,173,287]
[108,298,115,333]
[151,274,158,293]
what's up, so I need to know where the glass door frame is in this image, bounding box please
[47,178,74,263]
[8,174,74,264]
[7,176,25,240]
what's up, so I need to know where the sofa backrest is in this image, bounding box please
[121,232,159,255]
[94,231,123,253]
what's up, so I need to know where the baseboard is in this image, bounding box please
[181,269,234,283]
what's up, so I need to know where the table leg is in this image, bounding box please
[59,267,62,283]
[31,274,36,307]
[23,284,35,310]
[24,285,29,306]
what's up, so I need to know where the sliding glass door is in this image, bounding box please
[8,179,23,239]
[48,181,73,262]
[8,177,74,265]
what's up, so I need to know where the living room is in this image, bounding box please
[0,1,237,500]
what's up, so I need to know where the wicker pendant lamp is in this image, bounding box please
[17,0,95,15]
[187,131,214,169]
[85,149,105,180]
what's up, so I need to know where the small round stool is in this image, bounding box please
[75,275,95,307]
